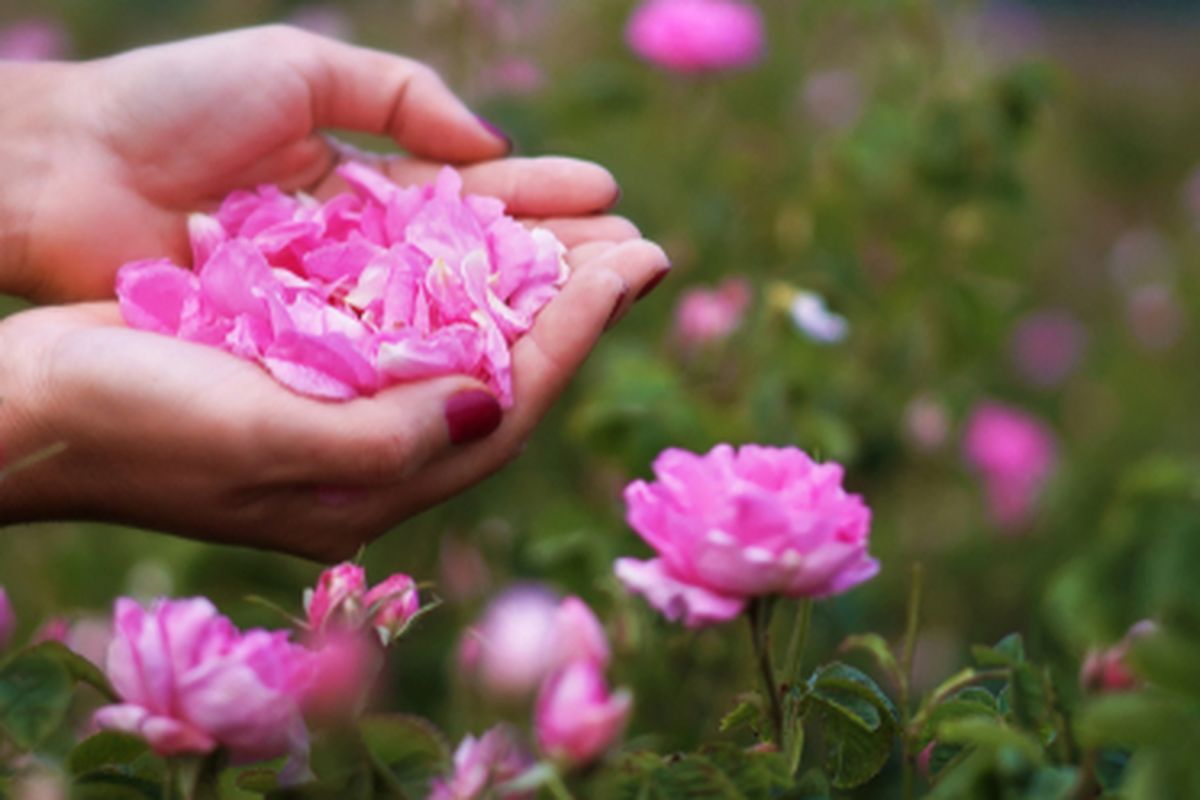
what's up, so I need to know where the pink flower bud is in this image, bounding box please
[33,616,70,645]
[917,741,936,781]
[300,631,382,723]
[673,278,751,347]
[535,661,631,768]
[429,725,534,800]
[305,563,368,633]
[1009,310,1087,388]
[0,18,70,61]
[365,573,420,642]
[0,588,14,651]
[626,0,765,74]
[551,597,611,669]
[1081,620,1157,694]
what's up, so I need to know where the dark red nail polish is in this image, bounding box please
[636,268,670,300]
[446,389,503,445]
[475,115,513,152]
[605,287,630,330]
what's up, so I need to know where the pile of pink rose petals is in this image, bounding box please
[116,163,569,405]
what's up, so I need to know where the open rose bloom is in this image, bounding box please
[626,0,765,74]
[429,725,534,800]
[616,444,878,628]
[117,164,568,405]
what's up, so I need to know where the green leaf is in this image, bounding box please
[358,713,450,790]
[21,641,117,702]
[918,689,1002,741]
[699,744,792,798]
[838,633,902,689]
[1025,766,1080,800]
[1076,691,1198,749]
[803,663,898,789]
[69,772,161,800]
[971,633,1026,667]
[719,693,765,735]
[936,716,1044,763]
[234,768,281,794]
[67,732,150,776]
[1128,631,1200,700]
[808,662,899,727]
[0,650,73,749]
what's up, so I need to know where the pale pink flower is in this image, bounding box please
[429,725,534,800]
[0,19,70,61]
[439,536,492,602]
[460,588,610,700]
[1108,227,1171,289]
[285,5,354,40]
[33,616,70,645]
[65,616,114,667]
[1009,309,1087,388]
[535,661,631,767]
[1127,283,1184,352]
[365,573,420,641]
[802,70,863,132]
[626,0,764,74]
[615,445,878,628]
[94,598,311,765]
[904,395,950,453]
[300,631,382,723]
[479,57,546,97]
[1081,620,1157,694]
[117,165,567,406]
[0,588,14,650]
[305,563,368,633]
[963,403,1056,530]
[673,278,751,346]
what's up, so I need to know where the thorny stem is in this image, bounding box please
[747,597,785,746]
[900,563,924,800]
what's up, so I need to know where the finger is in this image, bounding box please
[527,215,641,248]
[292,29,508,161]
[227,133,338,193]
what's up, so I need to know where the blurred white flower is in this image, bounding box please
[788,291,848,344]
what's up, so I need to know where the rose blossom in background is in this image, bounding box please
[626,0,765,74]
[1081,620,1157,694]
[535,660,632,768]
[429,725,534,800]
[1108,227,1172,290]
[478,57,547,97]
[300,631,382,723]
[0,18,70,61]
[284,5,354,40]
[117,164,568,406]
[1126,283,1184,352]
[904,395,950,453]
[305,563,368,633]
[364,573,420,641]
[615,444,878,628]
[0,587,14,650]
[95,598,312,767]
[963,402,1057,530]
[439,536,492,602]
[673,277,751,347]
[1009,309,1087,388]
[802,69,864,132]
[32,616,70,645]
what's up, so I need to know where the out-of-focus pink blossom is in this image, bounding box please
[429,725,534,800]
[0,19,70,61]
[1184,166,1200,227]
[439,536,492,602]
[615,445,878,628]
[365,573,420,641]
[305,563,368,633]
[963,402,1056,530]
[300,631,382,723]
[626,0,765,74]
[33,616,70,645]
[285,5,354,40]
[1108,227,1172,289]
[917,741,937,781]
[673,278,751,347]
[1127,283,1184,352]
[478,57,546,97]
[0,588,14,650]
[8,772,65,800]
[117,164,568,406]
[94,598,311,765]
[904,395,950,453]
[1009,309,1087,388]
[65,616,114,667]
[788,290,848,344]
[460,588,610,700]
[1081,620,1157,694]
[802,69,864,132]
[535,660,631,767]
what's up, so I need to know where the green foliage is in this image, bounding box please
[797,662,898,789]
[0,649,73,750]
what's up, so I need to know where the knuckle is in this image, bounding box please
[350,430,415,483]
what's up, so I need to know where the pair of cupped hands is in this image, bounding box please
[0,26,669,559]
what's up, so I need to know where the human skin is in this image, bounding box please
[0,26,670,559]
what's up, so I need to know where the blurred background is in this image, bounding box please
[2,0,1199,794]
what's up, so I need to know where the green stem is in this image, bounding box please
[747,597,784,745]
[900,563,924,800]
[164,759,177,800]
[784,599,814,687]
[544,769,577,800]
[365,743,411,799]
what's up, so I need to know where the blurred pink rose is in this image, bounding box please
[365,573,420,641]
[33,616,70,645]
[1126,283,1184,352]
[117,164,568,406]
[904,395,950,452]
[460,588,610,700]
[802,69,864,132]
[673,278,751,346]
[1009,309,1087,388]
[615,444,878,628]
[305,563,368,633]
[535,660,631,767]
[439,536,492,602]
[65,616,114,666]
[478,57,546,97]
[429,725,534,800]
[300,631,382,723]
[94,598,311,765]
[1081,620,1157,695]
[285,5,354,40]
[626,0,765,74]
[963,402,1057,530]
[0,588,14,650]
[0,19,70,61]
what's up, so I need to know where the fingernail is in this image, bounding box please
[608,186,623,209]
[445,389,503,445]
[636,267,670,300]
[605,286,630,330]
[475,115,513,152]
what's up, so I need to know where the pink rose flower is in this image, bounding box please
[1009,309,1087,388]
[305,563,368,633]
[364,573,420,641]
[963,402,1056,530]
[0,587,14,651]
[94,598,311,765]
[673,278,751,347]
[615,445,878,628]
[460,588,610,700]
[300,631,382,723]
[626,0,765,74]
[33,616,71,645]
[117,164,568,406]
[0,19,70,61]
[1081,620,1157,695]
[429,725,534,800]
[535,660,631,768]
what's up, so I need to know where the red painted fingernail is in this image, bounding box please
[636,268,670,300]
[605,286,630,330]
[475,115,513,153]
[445,389,503,445]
